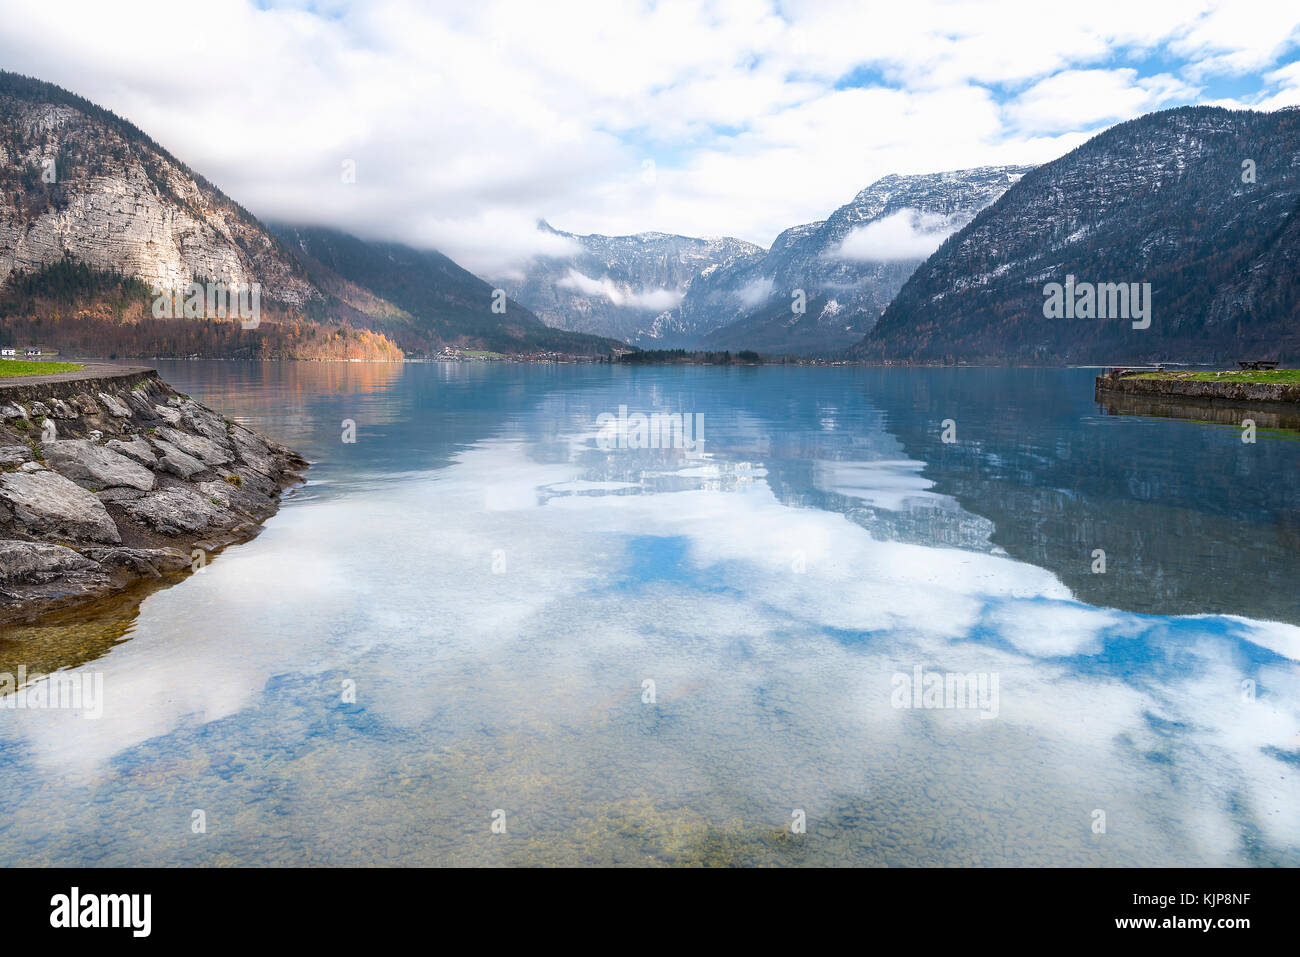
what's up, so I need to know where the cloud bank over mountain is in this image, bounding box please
[0,0,1295,277]
[834,210,962,263]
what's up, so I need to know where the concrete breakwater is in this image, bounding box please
[0,364,306,624]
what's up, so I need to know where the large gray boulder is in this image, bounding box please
[71,394,99,415]
[0,540,96,583]
[124,388,154,415]
[155,426,231,466]
[0,471,121,543]
[178,399,231,444]
[42,439,156,491]
[198,478,270,514]
[96,392,132,418]
[152,405,182,427]
[81,545,191,578]
[0,445,31,468]
[121,485,233,536]
[105,437,158,468]
[149,438,207,479]
[229,425,277,476]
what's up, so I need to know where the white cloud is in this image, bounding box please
[834,209,961,262]
[736,276,775,307]
[1005,69,1200,132]
[0,0,1294,275]
[556,269,683,310]
[1213,60,1300,111]
[984,601,1126,658]
[557,269,616,299]
[626,287,685,310]
[400,211,583,280]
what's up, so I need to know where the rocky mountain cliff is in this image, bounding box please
[856,106,1300,364]
[683,166,1032,355]
[0,72,625,357]
[498,168,1027,355]
[495,221,764,346]
[0,72,316,306]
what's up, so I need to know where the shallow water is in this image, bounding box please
[1,361,1297,866]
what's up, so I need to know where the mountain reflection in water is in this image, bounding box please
[0,362,1295,867]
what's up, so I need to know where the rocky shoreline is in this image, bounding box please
[1095,370,1300,406]
[0,364,306,624]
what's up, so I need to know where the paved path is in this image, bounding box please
[0,363,155,390]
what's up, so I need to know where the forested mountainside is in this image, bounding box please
[0,71,624,358]
[856,107,1300,364]
[276,225,622,356]
[0,257,402,360]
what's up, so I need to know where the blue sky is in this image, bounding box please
[0,0,1296,276]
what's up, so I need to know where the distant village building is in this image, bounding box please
[0,349,16,358]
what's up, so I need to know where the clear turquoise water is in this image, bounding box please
[1,361,1297,866]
